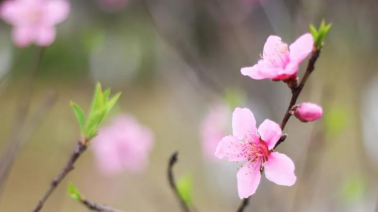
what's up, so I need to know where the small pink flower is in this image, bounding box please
[215,108,296,199]
[294,102,323,122]
[92,115,154,175]
[0,0,70,47]
[241,33,313,81]
[201,104,230,161]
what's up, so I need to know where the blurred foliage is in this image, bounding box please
[340,175,367,203]
[177,174,193,207]
[324,105,348,136]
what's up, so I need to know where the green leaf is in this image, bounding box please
[89,83,104,119]
[103,88,111,103]
[177,174,193,206]
[105,92,121,115]
[309,24,318,39]
[68,183,82,201]
[85,108,106,138]
[70,102,86,133]
[323,23,332,37]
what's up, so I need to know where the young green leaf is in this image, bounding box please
[177,174,193,206]
[103,88,111,103]
[309,24,318,39]
[68,183,82,201]
[88,83,104,120]
[105,92,121,115]
[70,102,86,133]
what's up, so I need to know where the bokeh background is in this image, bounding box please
[0,0,378,211]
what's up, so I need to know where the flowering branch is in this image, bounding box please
[235,21,331,212]
[33,141,87,212]
[279,48,321,131]
[168,151,190,212]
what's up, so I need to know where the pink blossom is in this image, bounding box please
[92,115,154,175]
[215,108,296,199]
[201,104,230,161]
[0,0,70,47]
[241,33,313,81]
[97,0,130,13]
[294,102,323,122]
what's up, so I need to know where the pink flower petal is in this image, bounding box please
[237,161,261,199]
[215,136,247,162]
[44,0,70,25]
[257,119,282,150]
[12,26,35,47]
[232,107,257,140]
[289,33,313,63]
[264,152,296,186]
[241,60,283,80]
[263,35,290,68]
[0,1,19,25]
[35,26,56,46]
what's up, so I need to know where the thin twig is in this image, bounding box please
[33,141,88,212]
[280,48,321,131]
[237,198,249,212]
[0,92,57,197]
[80,198,122,212]
[274,47,321,150]
[168,151,190,212]
[0,47,46,200]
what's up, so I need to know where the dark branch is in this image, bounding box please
[237,198,249,212]
[33,141,87,212]
[168,151,190,212]
[81,198,122,212]
[280,48,321,131]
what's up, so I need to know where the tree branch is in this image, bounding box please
[280,48,321,131]
[80,198,122,212]
[237,198,249,212]
[33,141,87,212]
[168,151,190,212]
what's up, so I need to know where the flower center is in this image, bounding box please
[243,137,270,164]
[27,7,43,24]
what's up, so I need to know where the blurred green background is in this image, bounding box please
[1,0,378,211]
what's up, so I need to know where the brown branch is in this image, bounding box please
[80,198,122,212]
[33,141,88,212]
[280,48,321,131]
[168,151,190,212]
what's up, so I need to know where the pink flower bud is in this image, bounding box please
[294,103,323,122]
